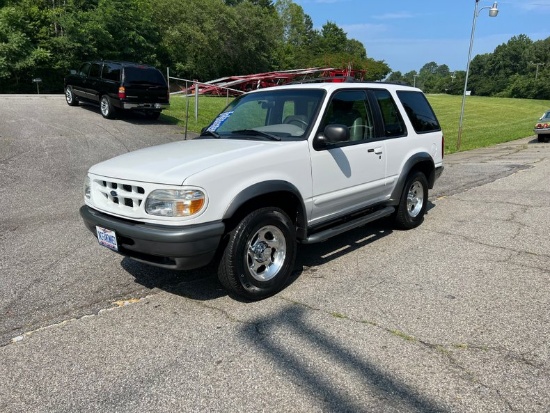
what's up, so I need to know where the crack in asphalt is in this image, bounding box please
[2,295,153,347]
[3,279,546,411]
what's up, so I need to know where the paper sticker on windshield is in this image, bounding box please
[207,111,233,132]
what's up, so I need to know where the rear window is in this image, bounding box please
[397,91,441,133]
[123,66,166,85]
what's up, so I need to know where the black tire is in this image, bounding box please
[217,207,297,300]
[65,86,78,106]
[538,134,549,143]
[394,171,429,230]
[100,95,116,119]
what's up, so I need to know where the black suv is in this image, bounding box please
[64,60,170,119]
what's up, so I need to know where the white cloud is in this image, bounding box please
[504,0,550,12]
[341,23,388,36]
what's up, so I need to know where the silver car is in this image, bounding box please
[534,110,550,142]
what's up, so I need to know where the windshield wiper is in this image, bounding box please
[232,129,281,141]
[199,130,221,139]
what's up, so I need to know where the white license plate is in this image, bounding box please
[96,226,118,251]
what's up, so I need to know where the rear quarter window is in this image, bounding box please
[372,89,407,138]
[397,91,441,133]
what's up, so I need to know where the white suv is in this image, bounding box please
[80,82,444,299]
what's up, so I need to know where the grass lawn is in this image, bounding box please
[427,94,549,154]
[162,92,550,155]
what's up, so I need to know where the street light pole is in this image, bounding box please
[456,1,499,151]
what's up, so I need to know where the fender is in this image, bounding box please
[223,180,308,239]
[389,152,435,204]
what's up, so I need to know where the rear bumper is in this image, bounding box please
[80,205,224,270]
[534,128,550,135]
[122,102,169,110]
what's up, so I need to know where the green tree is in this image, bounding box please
[0,2,52,92]
[154,0,279,80]
[274,0,319,68]
[386,71,404,83]
[320,21,348,54]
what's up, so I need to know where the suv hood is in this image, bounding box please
[89,139,288,185]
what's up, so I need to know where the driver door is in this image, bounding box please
[309,89,388,225]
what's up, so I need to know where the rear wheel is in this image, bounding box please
[538,134,549,143]
[394,171,428,229]
[217,207,296,300]
[65,86,78,106]
[100,95,116,119]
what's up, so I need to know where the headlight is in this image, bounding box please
[84,176,91,200]
[145,189,206,217]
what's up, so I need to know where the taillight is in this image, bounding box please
[118,86,126,99]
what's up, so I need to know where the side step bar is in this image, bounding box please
[302,206,395,244]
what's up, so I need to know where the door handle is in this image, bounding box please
[368,147,383,154]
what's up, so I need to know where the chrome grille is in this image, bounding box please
[94,179,146,212]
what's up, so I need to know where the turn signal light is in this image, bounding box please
[118,86,126,99]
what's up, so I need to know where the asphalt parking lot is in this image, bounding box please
[1,95,549,412]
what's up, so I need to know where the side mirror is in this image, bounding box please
[314,124,349,150]
[324,124,349,143]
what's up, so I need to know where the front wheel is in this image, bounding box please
[65,86,78,106]
[100,95,116,119]
[217,207,297,300]
[394,171,429,229]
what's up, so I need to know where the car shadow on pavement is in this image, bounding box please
[123,220,396,302]
[239,304,447,412]
[74,102,169,125]
[121,257,227,300]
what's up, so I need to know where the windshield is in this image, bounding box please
[203,89,325,140]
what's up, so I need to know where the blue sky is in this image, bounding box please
[294,0,550,74]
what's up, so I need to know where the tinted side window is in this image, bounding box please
[78,62,91,77]
[372,89,407,137]
[102,63,121,82]
[397,91,441,133]
[321,90,375,142]
[123,66,166,85]
[89,62,101,78]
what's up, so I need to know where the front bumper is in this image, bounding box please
[80,205,225,270]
